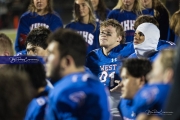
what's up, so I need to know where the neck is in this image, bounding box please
[36,9,48,16]
[80,15,89,24]
[124,4,134,11]
[102,44,119,56]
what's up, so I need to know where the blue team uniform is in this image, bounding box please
[86,43,134,89]
[118,99,136,120]
[45,72,111,120]
[24,83,53,120]
[95,9,110,22]
[15,49,27,56]
[107,9,151,42]
[15,11,63,53]
[132,83,171,117]
[157,40,176,50]
[118,83,171,119]
[128,51,159,62]
[65,22,100,54]
[24,92,48,120]
[86,43,134,118]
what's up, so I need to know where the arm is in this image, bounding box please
[14,14,30,53]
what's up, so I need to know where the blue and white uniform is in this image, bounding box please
[15,11,63,53]
[66,22,100,54]
[107,9,151,42]
[45,72,111,120]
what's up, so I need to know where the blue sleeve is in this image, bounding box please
[49,13,63,31]
[122,42,135,57]
[84,66,93,75]
[15,15,30,53]
[15,50,27,56]
[132,86,159,115]
[85,51,100,77]
[24,98,47,120]
[107,10,116,19]
[128,53,137,58]
[157,40,176,51]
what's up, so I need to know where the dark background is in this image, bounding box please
[0,0,179,29]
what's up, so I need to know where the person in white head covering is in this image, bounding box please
[129,23,160,62]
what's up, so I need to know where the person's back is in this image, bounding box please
[132,83,171,116]
[46,72,110,120]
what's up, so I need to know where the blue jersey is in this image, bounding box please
[118,99,136,120]
[158,40,176,50]
[86,43,134,89]
[45,72,111,120]
[128,51,159,62]
[107,9,151,42]
[95,9,110,22]
[15,49,27,56]
[24,92,47,120]
[65,22,100,54]
[132,83,171,116]
[15,11,63,53]
[24,84,53,120]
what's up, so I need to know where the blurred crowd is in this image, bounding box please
[0,0,179,29]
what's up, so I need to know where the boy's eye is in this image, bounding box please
[138,32,144,36]
[100,31,112,36]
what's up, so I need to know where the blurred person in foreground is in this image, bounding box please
[5,60,51,120]
[117,58,152,120]
[163,44,180,120]
[45,28,111,120]
[0,67,34,120]
[133,48,175,120]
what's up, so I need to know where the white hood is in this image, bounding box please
[134,23,160,57]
